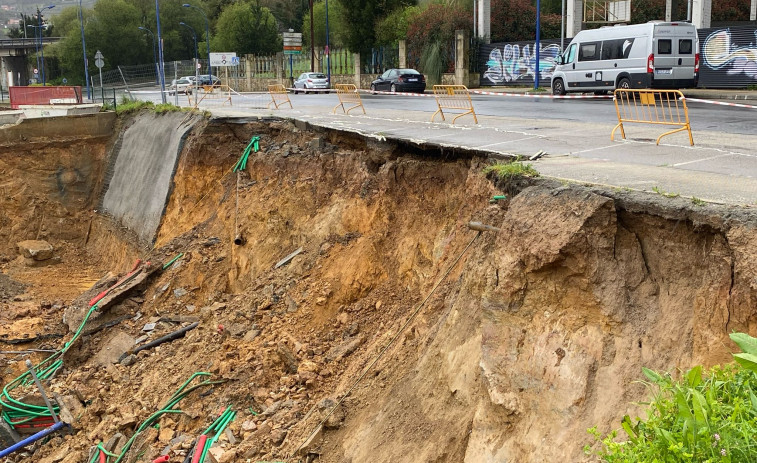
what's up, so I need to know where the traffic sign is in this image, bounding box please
[62,78,68,84]
[209,52,237,67]
[231,56,240,66]
[94,50,104,69]
[33,68,38,75]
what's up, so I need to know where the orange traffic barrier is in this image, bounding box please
[612,89,693,146]
[267,84,292,109]
[192,84,232,107]
[431,85,477,124]
[332,84,365,115]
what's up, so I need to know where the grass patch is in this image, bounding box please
[115,99,155,115]
[585,332,757,463]
[483,159,539,180]
[652,186,680,198]
[691,196,706,206]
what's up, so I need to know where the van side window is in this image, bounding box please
[679,39,693,54]
[579,42,600,61]
[658,39,672,55]
[601,38,635,60]
[566,43,577,63]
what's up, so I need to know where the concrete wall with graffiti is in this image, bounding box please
[480,25,757,89]
[479,40,564,86]
[699,26,757,88]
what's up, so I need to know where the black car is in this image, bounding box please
[370,68,426,93]
[197,74,221,86]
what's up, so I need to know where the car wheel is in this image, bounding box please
[370,84,377,94]
[552,78,566,96]
[618,77,631,90]
[390,83,397,93]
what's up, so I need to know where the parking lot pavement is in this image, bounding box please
[208,102,757,207]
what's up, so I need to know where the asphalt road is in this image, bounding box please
[127,87,757,205]
[131,89,757,135]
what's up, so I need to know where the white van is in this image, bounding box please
[551,22,699,95]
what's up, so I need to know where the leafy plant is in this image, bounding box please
[691,197,706,206]
[483,159,539,180]
[586,332,757,463]
[652,186,680,198]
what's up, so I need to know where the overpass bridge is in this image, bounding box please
[1,37,61,89]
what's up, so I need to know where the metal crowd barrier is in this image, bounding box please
[332,84,365,115]
[431,85,478,124]
[612,89,693,146]
[192,84,232,108]
[267,84,292,109]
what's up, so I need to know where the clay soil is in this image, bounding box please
[1,113,756,463]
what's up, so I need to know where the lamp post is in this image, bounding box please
[182,4,210,76]
[179,22,199,98]
[38,5,54,86]
[26,25,40,80]
[155,0,166,103]
[79,0,91,99]
[138,26,159,86]
[325,0,331,86]
[534,0,541,89]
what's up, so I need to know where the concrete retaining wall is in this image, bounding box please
[0,111,116,146]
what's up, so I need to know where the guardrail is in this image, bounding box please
[332,84,365,115]
[612,89,693,146]
[192,84,232,107]
[431,85,478,124]
[267,84,292,109]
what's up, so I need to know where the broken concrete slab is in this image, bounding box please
[17,240,54,261]
[92,331,135,366]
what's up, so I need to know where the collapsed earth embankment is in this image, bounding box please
[0,110,755,463]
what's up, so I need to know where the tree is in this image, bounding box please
[211,1,281,55]
[407,3,471,81]
[339,0,413,54]
[490,0,560,42]
[302,0,349,48]
[375,5,421,46]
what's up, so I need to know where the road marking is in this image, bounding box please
[571,144,622,155]
[475,136,539,149]
[672,153,733,167]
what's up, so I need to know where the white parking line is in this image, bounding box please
[475,136,539,149]
[571,144,623,155]
[672,153,733,167]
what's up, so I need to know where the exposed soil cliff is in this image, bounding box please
[1,112,755,463]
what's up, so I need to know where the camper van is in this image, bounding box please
[551,22,699,95]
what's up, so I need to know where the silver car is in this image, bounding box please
[169,78,194,95]
[293,72,330,94]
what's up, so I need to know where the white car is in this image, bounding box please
[169,78,194,95]
[293,72,330,94]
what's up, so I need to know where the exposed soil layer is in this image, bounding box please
[1,112,756,463]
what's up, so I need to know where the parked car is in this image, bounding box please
[180,75,198,83]
[293,72,330,94]
[370,69,426,93]
[169,78,194,95]
[551,22,699,95]
[197,74,221,87]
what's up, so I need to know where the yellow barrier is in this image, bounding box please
[612,89,693,146]
[431,85,478,124]
[267,84,293,109]
[193,84,232,107]
[332,84,365,115]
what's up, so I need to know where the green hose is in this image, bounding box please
[233,136,260,172]
[198,407,236,463]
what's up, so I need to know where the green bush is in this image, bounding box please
[586,333,757,463]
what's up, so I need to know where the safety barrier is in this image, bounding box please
[9,86,83,109]
[612,89,693,146]
[192,84,232,107]
[431,85,478,124]
[332,84,365,115]
[267,84,292,109]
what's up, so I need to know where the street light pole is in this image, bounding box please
[27,24,40,80]
[155,0,166,103]
[138,26,159,86]
[182,4,210,76]
[39,5,54,86]
[180,22,199,98]
[325,0,330,85]
[534,0,541,89]
[79,0,91,99]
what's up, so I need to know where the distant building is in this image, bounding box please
[8,18,20,25]
[0,5,9,11]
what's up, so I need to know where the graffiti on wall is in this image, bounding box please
[702,29,757,80]
[482,42,562,85]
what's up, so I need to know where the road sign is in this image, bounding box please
[209,52,237,67]
[231,56,240,66]
[94,50,104,69]
[62,78,67,84]
[33,68,38,75]
[282,32,302,46]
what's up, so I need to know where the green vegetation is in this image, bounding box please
[691,197,706,206]
[483,159,539,180]
[113,100,187,115]
[211,1,281,55]
[586,332,757,463]
[652,186,680,198]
